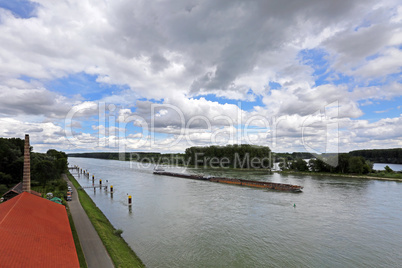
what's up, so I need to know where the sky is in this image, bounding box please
[0,0,401,154]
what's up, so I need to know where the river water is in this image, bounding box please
[68,157,402,268]
[373,163,402,171]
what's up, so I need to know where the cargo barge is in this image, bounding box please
[153,171,303,192]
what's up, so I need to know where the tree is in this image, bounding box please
[384,165,393,173]
[309,158,330,172]
[47,149,68,173]
[290,158,308,171]
[33,160,57,186]
[348,156,365,174]
[0,172,13,188]
[336,154,350,173]
[184,144,272,168]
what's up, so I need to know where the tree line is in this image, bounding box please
[279,153,374,174]
[0,137,68,195]
[68,152,164,162]
[349,148,402,164]
[185,144,272,168]
[67,145,401,175]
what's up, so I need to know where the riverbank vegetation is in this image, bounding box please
[67,172,144,267]
[69,144,273,168]
[274,149,402,165]
[279,154,373,174]
[349,148,402,164]
[278,153,402,180]
[66,146,401,179]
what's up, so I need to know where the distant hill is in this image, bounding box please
[68,152,162,161]
[349,148,402,164]
[68,148,402,165]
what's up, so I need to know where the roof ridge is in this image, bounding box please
[0,193,24,226]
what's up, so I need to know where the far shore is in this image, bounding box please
[69,155,402,182]
[277,170,402,182]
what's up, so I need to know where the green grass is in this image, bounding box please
[367,172,402,180]
[67,209,88,268]
[67,172,145,268]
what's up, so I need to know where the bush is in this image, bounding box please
[0,184,8,196]
[384,165,393,173]
[113,229,123,237]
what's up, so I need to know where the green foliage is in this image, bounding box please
[114,229,124,237]
[308,158,331,172]
[0,172,13,187]
[33,160,57,186]
[0,137,24,187]
[384,165,393,173]
[68,152,161,161]
[273,152,313,162]
[368,171,402,179]
[185,144,272,168]
[30,149,68,187]
[290,158,309,171]
[348,156,371,174]
[278,160,289,171]
[335,154,350,173]
[47,149,68,172]
[0,137,68,193]
[31,177,69,200]
[0,184,8,196]
[348,156,363,174]
[349,148,402,164]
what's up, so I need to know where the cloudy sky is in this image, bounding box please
[0,0,401,154]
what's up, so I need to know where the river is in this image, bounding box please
[68,157,402,267]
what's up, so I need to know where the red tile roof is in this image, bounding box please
[0,192,80,267]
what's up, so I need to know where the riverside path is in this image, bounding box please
[62,174,114,268]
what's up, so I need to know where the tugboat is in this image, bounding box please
[154,166,165,172]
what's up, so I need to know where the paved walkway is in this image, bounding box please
[63,174,114,268]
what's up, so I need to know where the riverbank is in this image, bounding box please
[67,172,144,267]
[277,170,402,182]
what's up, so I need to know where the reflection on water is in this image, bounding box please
[69,158,402,268]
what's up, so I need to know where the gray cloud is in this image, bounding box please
[96,0,379,96]
[0,81,72,118]
[0,0,400,152]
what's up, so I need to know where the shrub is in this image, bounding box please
[113,229,123,237]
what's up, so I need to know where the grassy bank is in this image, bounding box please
[67,172,144,267]
[67,209,88,268]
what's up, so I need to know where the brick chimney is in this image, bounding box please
[23,134,31,193]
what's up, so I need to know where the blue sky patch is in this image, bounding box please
[299,48,336,86]
[299,48,330,75]
[0,0,39,19]
[331,73,354,86]
[46,72,126,100]
[358,95,402,122]
[268,81,281,89]
[193,93,264,111]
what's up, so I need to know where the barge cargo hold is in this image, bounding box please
[153,171,303,192]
